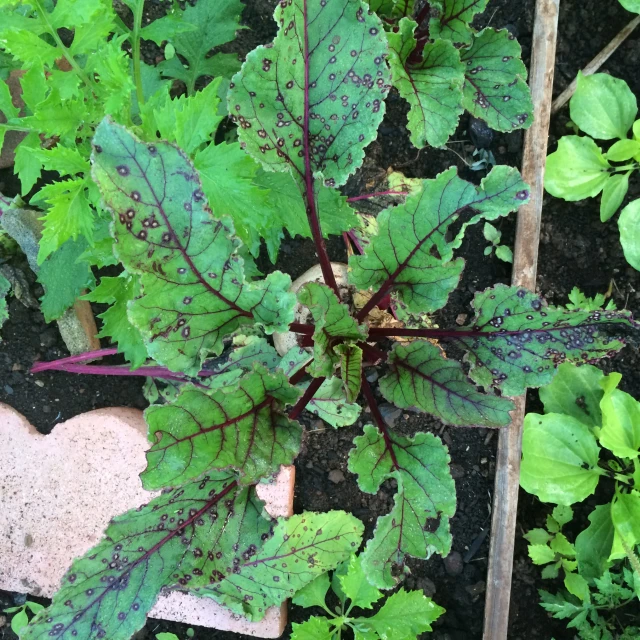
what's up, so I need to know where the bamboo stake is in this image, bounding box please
[482,1,560,638]
[551,14,640,114]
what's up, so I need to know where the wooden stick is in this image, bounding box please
[482,1,560,638]
[551,14,640,114]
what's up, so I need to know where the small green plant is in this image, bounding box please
[521,361,640,638]
[544,72,640,271]
[4,601,45,636]
[291,554,444,639]
[566,287,616,312]
[483,222,513,263]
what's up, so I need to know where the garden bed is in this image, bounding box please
[1,0,639,639]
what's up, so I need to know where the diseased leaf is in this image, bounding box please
[380,340,514,427]
[304,376,362,428]
[228,0,392,187]
[430,0,489,45]
[349,424,456,588]
[454,284,636,397]
[91,118,296,375]
[461,28,533,132]
[278,345,313,377]
[334,343,362,403]
[142,365,302,489]
[338,554,383,610]
[575,504,614,580]
[349,166,529,314]
[387,18,464,148]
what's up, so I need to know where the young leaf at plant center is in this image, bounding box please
[303,376,362,428]
[334,343,363,403]
[453,284,637,397]
[189,511,364,619]
[387,18,464,148]
[539,363,605,429]
[142,365,302,489]
[570,73,638,141]
[460,28,533,132]
[83,274,148,368]
[228,0,392,187]
[429,0,489,45]
[298,282,368,378]
[157,0,244,94]
[380,340,514,427]
[619,199,640,271]
[349,165,529,317]
[91,118,296,376]
[520,413,603,505]
[348,424,456,588]
[599,373,640,459]
[575,504,614,580]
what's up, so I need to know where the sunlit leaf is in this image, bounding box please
[599,373,640,459]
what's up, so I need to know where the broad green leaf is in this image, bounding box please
[610,490,640,561]
[291,573,331,609]
[570,73,637,140]
[353,589,445,637]
[304,376,362,428]
[619,0,640,12]
[192,511,365,618]
[575,504,614,580]
[523,528,551,546]
[539,362,604,428]
[599,373,640,459]
[430,0,489,45]
[338,554,383,610]
[564,572,590,603]
[21,473,270,640]
[387,19,464,148]
[334,343,362,403]
[82,274,148,368]
[528,544,556,565]
[38,237,95,322]
[600,172,630,222]
[495,244,513,263]
[619,198,640,271]
[291,617,334,640]
[606,138,640,161]
[520,413,603,505]
[349,424,456,588]
[380,340,514,427]
[10,608,29,635]
[142,365,302,489]
[228,0,391,188]
[298,282,367,378]
[0,272,10,338]
[91,118,296,376]
[454,284,636,397]
[349,166,529,315]
[158,0,244,92]
[461,28,533,132]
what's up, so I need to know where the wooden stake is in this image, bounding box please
[482,1,560,638]
[551,14,640,114]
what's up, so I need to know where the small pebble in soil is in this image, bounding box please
[4,384,13,395]
[455,313,467,326]
[450,464,465,479]
[443,551,464,576]
[39,327,58,348]
[328,469,345,484]
[379,403,402,428]
[34,380,44,388]
[42,405,51,413]
[365,370,378,383]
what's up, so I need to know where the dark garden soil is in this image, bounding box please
[2,1,640,639]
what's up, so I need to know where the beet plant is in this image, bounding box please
[20,1,638,639]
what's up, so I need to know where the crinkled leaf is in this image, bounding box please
[298,282,367,377]
[291,572,331,609]
[291,617,334,640]
[31,145,90,178]
[520,413,603,505]
[454,284,636,397]
[21,473,268,640]
[83,274,148,368]
[380,340,514,427]
[304,376,362,428]
[461,28,533,132]
[334,342,362,403]
[387,19,464,148]
[575,504,614,580]
[228,0,391,188]
[349,165,529,314]
[348,424,456,588]
[142,365,302,489]
[338,554,383,610]
[599,373,640,459]
[91,118,296,376]
[430,0,489,45]
[619,198,640,271]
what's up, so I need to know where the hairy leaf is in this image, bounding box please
[228,0,391,187]
[303,376,362,428]
[380,340,514,427]
[142,365,302,489]
[461,28,533,132]
[387,19,464,148]
[430,0,489,45]
[454,284,636,397]
[349,166,529,314]
[349,424,456,588]
[91,118,296,375]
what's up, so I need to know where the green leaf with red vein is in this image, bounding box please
[91,118,296,376]
[142,364,302,489]
[387,18,465,148]
[380,340,514,426]
[349,165,529,315]
[228,0,391,187]
[461,28,533,132]
[334,342,363,403]
[453,284,638,397]
[430,0,489,45]
[348,424,456,588]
